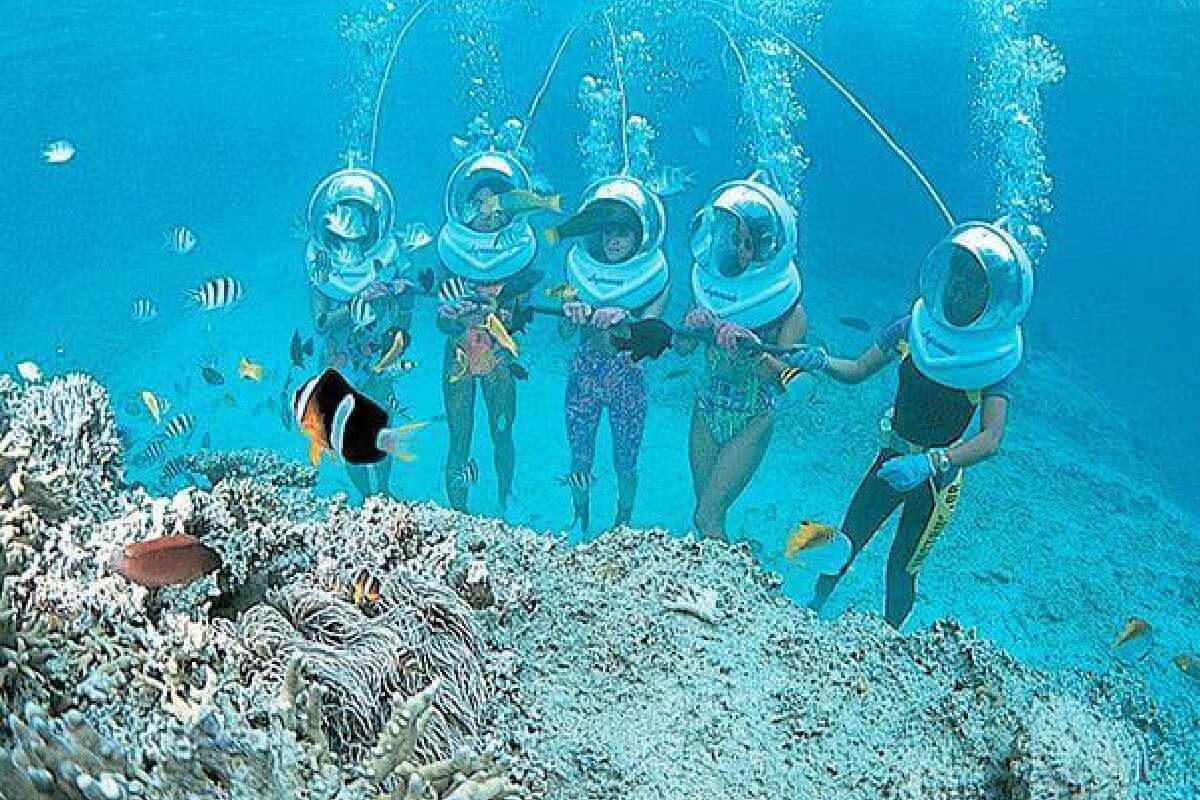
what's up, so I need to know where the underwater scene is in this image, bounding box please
[2,0,1198,797]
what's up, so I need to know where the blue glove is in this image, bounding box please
[878,454,934,492]
[784,345,829,373]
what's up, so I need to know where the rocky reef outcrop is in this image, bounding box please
[0,373,1188,799]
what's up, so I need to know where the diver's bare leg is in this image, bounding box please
[688,402,719,505]
[693,413,772,541]
[442,350,477,512]
[482,366,516,513]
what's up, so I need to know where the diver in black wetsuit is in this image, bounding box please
[784,220,1035,627]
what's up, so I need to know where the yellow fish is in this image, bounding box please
[544,283,578,302]
[1113,617,1151,647]
[484,313,518,357]
[238,356,263,382]
[141,390,163,425]
[480,189,562,216]
[784,521,838,560]
[352,568,381,605]
[372,329,411,374]
[1173,653,1200,680]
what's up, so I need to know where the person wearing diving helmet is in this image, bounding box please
[788,220,1034,628]
[435,152,547,514]
[303,166,415,499]
[678,177,809,542]
[547,176,671,533]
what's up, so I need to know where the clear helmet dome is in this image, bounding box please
[690,181,796,279]
[579,176,665,265]
[306,168,395,258]
[920,221,1034,332]
[444,151,531,232]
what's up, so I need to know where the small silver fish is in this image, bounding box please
[162,456,191,483]
[558,471,594,491]
[164,225,197,255]
[397,222,433,251]
[131,298,158,322]
[138,437,169,463]
[188,277,244,311]
[348,294,377,330]
[42,139,75,164]
[438,276,472,303]
[163,413,195,439]
[645,165,696,198]
[325,205,367,240]
[453,459,479,487]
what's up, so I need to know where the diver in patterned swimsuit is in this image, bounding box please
[436,153,542,514]
[792,221,1035,627]
[678,177,807,541]
[553,177,671,533]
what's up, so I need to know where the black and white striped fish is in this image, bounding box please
[348,294,376,329]
[187,277,244,311]
[163,413,196,439]
[138,437,169,463]
[453,459,479,487]
[164,225,197,255]
[161,456,192,483]
[558,471,594,491]
[438,276,473,303]
[130,298,158,322]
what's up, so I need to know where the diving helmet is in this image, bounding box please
[443,151,530,226]
[306,167,395,259]
[566,176,669,310]
[305,167,399,300]
[437,151,538,282]
[690,178,801,329]
[908,220,1035,390]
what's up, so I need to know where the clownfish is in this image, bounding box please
[293,369,427,467]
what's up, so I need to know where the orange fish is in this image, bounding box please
[110,535,222,588]
[1113,617,1151,647]
[238,356,263,382]
[1173,653,1200,680]
[785,521,838,560]
[300,398,332,466]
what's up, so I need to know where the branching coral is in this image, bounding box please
[1,702,153,799]
[0,544,62,705]
[180,449,316,490]
[365,679,518,800]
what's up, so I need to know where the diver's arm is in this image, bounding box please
[639,288,669,320]
[674,306,704,355]
[945,395,1007,468]
[822,345,891,385]
[759,302,808,379]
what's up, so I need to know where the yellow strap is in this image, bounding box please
[905,472,963,576]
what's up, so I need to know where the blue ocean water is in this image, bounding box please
[3,0,1198,764]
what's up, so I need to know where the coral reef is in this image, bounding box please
[0,373,1188,799]
[179,448,316,489]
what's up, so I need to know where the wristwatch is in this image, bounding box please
[929,448,953,476]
